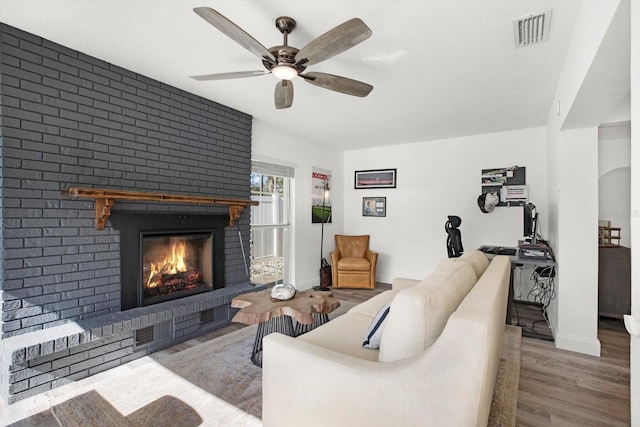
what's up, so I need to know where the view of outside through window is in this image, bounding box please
[250,172,289,285]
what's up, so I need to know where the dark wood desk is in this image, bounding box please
[479,246,556,341]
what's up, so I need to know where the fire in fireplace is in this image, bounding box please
[141,232,213,306]
[111,213,228,311]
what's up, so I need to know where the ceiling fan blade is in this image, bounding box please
[194,7,276,64]
[294,18,372,67]
[301,72,373,97]
[190,70,270,81]
[275,80,294,109]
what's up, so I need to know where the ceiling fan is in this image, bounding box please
[190,7,374,109]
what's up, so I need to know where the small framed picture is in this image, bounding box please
[362,197,386,217]
[354,168,397,189]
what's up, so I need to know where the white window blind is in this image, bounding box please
[252,160,294,178]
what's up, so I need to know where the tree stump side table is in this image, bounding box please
[231,289,340,366]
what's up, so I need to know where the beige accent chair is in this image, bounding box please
[330,235,378,289]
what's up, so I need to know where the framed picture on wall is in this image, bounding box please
[362,197,386,217]
[354,168,397,189]
[311,167,332,224]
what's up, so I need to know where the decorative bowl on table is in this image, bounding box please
[271,283,296,301]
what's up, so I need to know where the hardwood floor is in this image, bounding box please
[167,284,631,426]
[512,302,554,340]
[517,317,630,426]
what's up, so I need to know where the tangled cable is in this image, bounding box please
[527,266,556,307]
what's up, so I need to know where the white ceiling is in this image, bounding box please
[1,0,583,150]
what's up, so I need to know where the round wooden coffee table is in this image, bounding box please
[231,289,340,366]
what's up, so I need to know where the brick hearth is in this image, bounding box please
[0,23,258,403]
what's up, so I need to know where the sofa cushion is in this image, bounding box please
[362,303,391,349]
[296,312,379,361]
[428,258,478,286]
[392,277,422,290]
[338,257,371,271]
[458,251,490,278]
[348,289,400,317]
[438,250,489,280]
[378,261,477,362]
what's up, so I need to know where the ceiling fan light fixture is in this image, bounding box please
[271,65,298,80]
[191,8,373,108]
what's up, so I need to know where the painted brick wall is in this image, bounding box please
[0,23,253,340]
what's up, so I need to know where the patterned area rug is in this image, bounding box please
[5,302,354,427]
[153,322,264,419]
[144,299,358,420]
[6,303,521,427]
[489,325,522,427]
[6,324,264,427]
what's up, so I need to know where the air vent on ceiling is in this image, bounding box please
[513,8,552,48]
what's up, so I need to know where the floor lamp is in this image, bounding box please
[315,183,330,291]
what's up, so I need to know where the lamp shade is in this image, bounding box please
[271,65,298,80]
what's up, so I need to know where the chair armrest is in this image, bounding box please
[392,277,421,290]
[367,250,378,267]
[367,251,378,288]
[365,249,376,261]
[330,250,339,286]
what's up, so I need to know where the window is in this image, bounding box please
[250,161,293,285]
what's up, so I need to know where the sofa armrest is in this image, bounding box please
[262,316,495,427]
[263,333,411,427]
[391,277,421,290]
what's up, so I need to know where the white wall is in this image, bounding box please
[251,119,344,290]
[603,93,631,124]
[628,0,639,423]
[555,128,601,355]
[546,119,561,335]
[343,127,547,283]
[546,0,624,356]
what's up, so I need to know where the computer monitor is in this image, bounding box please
[523,203,538,244]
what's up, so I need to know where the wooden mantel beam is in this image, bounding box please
[62,187,259,230]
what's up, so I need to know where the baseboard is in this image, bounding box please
[295,278,319,291]
[554,332,601,356]
[548,309,602,356]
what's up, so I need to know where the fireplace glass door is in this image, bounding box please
[141,231,213,306]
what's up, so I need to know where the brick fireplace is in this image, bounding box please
[0,24,262,404]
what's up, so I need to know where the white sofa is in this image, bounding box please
[262,251,511,427]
